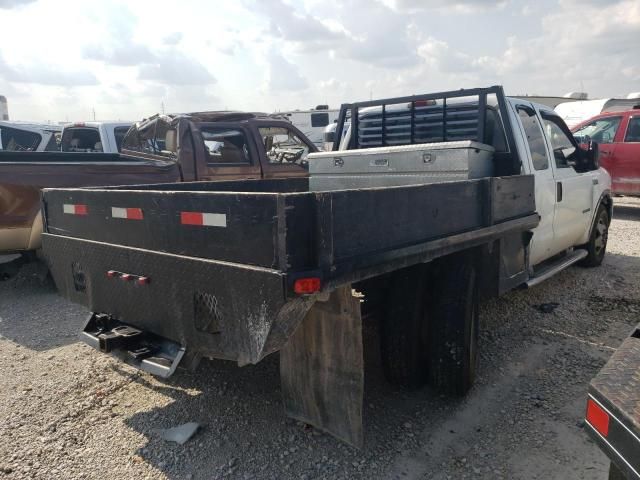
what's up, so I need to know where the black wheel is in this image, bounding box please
[427,255,479,396]
[380,265,428,388]
[579,205,609,268]
[608,461,626,480]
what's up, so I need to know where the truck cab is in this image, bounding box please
[508,99,611,269]
[333,92,612,273]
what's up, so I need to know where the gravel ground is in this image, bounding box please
[1,198,639,480]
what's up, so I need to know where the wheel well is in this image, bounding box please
[601,195,613,223]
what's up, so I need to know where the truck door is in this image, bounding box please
[613,115,640,195]
[513,103,557,266]
[540,111,594,252]
[197,123,262,181]
[252,122,314,179]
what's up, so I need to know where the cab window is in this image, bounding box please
[258,127,310,167]
[541,115,577,168]
[122,117,176,159]
[624,117,640,142]
[573,116,621,144]
[201,128,251,165]
[517,106,549,171]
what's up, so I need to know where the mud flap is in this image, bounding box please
[279,285,364,448]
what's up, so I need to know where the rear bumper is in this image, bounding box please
[43,233,315,366]
[586,324,640,480]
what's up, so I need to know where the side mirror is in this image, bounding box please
[323,131,335,143]
[586,141,599,169]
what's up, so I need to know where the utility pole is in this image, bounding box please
[161,101,165,114]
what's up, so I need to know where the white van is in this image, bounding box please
[272,106,339,148]
[555,98,640,128]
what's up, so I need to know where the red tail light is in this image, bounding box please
[121,274,133,281]
[137,276,150,285]
[106,270,118,278]
[586,398,610,437]
[294,277,321,294]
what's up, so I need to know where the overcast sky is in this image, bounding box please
[0,0,638,122]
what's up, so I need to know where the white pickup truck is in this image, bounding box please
[0,121,62,152]
[313,89,612,274]
[60,121,132,153]
[40,86,612,446]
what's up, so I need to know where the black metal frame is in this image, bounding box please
[332,85,521,174]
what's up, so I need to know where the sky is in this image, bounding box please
[0,0,638,122]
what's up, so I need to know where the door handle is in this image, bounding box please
[556,182,563,202]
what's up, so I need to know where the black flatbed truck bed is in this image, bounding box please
[586,324,640,480]
[41,86,539,447]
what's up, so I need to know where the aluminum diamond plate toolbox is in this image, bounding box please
[308,141,495,191]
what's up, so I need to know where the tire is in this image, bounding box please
[427,255,479,396]
[380,265,427,388]
[608,462,626,480]
[579,204,609,268]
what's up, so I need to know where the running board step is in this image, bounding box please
[80,313,185,378]
[526,250,588,288]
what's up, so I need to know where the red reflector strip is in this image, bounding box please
[112,207,144,220]
[294,277,321,294]
[180,211,227,227]
[586,398,610,437]
[137,276,150,285]
[63,204,88,216]
[121,273,133,281]
[106,270,118,278]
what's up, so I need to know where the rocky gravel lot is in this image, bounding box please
[1,198,639,480]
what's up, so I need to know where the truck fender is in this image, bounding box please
[588,191,613,238]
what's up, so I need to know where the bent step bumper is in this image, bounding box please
[80,313,185,378]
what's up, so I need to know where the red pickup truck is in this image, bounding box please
[572,108,640,195]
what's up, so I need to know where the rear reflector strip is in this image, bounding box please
[112,207,144,220]
[586,398,610,437]
[63,204,88,216]
[180,212,227,227]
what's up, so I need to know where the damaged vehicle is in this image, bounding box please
[0,112,314,254]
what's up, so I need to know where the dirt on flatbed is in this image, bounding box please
[1,198,639,480]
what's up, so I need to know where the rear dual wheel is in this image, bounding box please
[380,254,479,395]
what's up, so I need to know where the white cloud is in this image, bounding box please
[139,56,216,86]
[264,52,308,91]
[0,0,35,8]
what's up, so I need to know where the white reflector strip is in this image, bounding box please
[203,213,227,227]
[63,204,88,215]
[111,207,143,220]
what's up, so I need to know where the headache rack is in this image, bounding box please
[333,85,522,176]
